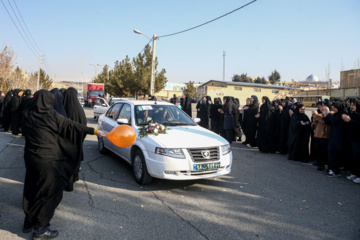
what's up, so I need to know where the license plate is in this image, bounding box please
[193,162,220,171]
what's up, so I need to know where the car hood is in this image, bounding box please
[138,126,229,148]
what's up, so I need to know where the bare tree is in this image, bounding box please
[0,45,15,91]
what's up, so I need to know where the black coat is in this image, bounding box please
[222,106,235,130]
[324,111,346,151]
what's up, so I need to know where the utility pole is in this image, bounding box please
[223,51,226,81]
[37,55,41,90]
[150,34,157,96]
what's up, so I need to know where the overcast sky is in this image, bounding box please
[1,0,359,84]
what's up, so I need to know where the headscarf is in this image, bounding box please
[51,88,67,117]
[260,96,273,118]
[251,95,259,105]
[332,101,346,115]
[223,96,233,114]
[62,87,87,125]
[27,89,55,113]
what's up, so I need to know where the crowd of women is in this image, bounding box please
[190,95,360,184]
[1,88,105,239]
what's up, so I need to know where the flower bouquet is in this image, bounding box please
[138,121,170,138]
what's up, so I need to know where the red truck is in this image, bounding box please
[84,83,105,107]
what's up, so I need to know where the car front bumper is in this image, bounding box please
[142,150,232,180]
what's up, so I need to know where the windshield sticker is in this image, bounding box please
[141,106,153,110]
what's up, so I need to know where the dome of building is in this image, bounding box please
[306,74,319,82]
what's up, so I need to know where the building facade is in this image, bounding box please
[331,69,360,98]
[197,80,301,105]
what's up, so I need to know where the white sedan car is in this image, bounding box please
[97,100,232,185]
[93,97,128,119]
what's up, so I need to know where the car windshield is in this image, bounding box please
[89,90,104,97]
[135,105,195,126]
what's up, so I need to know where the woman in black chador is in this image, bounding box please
[209,98,222,134]
[244,95,259,147]
[50,88,67,118]
[278,99,291,154]
[2,90,13,131]
[62,87,87,183]
[287,103,311,162]
[218,96,235,143]
[22,90,105,239]
[323,101,347,176]
[233,98,242,142]
[10,89,23,136]
[183,96,192,118]
[256,96,275,153]
[272,99,282,152]
[198,97,209,129]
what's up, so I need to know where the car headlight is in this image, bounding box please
[221,144,231,155]
[155,147,185,159]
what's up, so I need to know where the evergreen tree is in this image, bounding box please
[254,76,267,84]
[232,73,251,83]
[183,81,197,98]
[33,68,53,90]
[268,69,281,84]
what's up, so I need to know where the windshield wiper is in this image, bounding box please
[162,122,193,126]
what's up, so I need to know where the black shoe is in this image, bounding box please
[23,218,34,233]
[32,229,59,239]
[22,226,33,233]
[312,161,319,166]
[317,166,325,171]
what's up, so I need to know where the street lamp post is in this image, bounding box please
[134,29,157,96]
[89,63,102,78]
[223,51,226,82]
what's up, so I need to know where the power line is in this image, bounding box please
[11,0,43,53]
[158,0,258,38]
[137,38,152,56]
[0,0,38,58]
[6,0,40,55]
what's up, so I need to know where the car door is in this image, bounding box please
[114,103,132,162]
[101,103,123,151]
[94,97,109,118]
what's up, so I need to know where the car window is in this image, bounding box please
[118,104,131,122]
[106,103,122,120]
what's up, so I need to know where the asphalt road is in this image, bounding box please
[0,107,359,240]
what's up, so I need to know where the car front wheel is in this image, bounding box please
[98,137,107,154]
[133,150,152,185]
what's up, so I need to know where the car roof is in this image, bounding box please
[115,100,174,106]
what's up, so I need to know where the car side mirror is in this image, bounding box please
[101,103,107,107]
[117,118,129,124]
[193,118,201,123]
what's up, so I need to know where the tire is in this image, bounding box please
[132,150,152,185]
[98,136,107,154]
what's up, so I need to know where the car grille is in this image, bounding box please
[180,167,225,176]
[187,147,219,163]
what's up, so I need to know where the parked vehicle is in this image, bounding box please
[97,100,232,184]
[93,97,128,120]
[84,83,105,107]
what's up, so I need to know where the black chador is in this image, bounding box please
[244,95,259,147]
[257,96,275,153]
[62,87,87,186]
[287,104,311,161]
[278,99,291,154]
[2,90,13,131]
[22,90,95,233]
